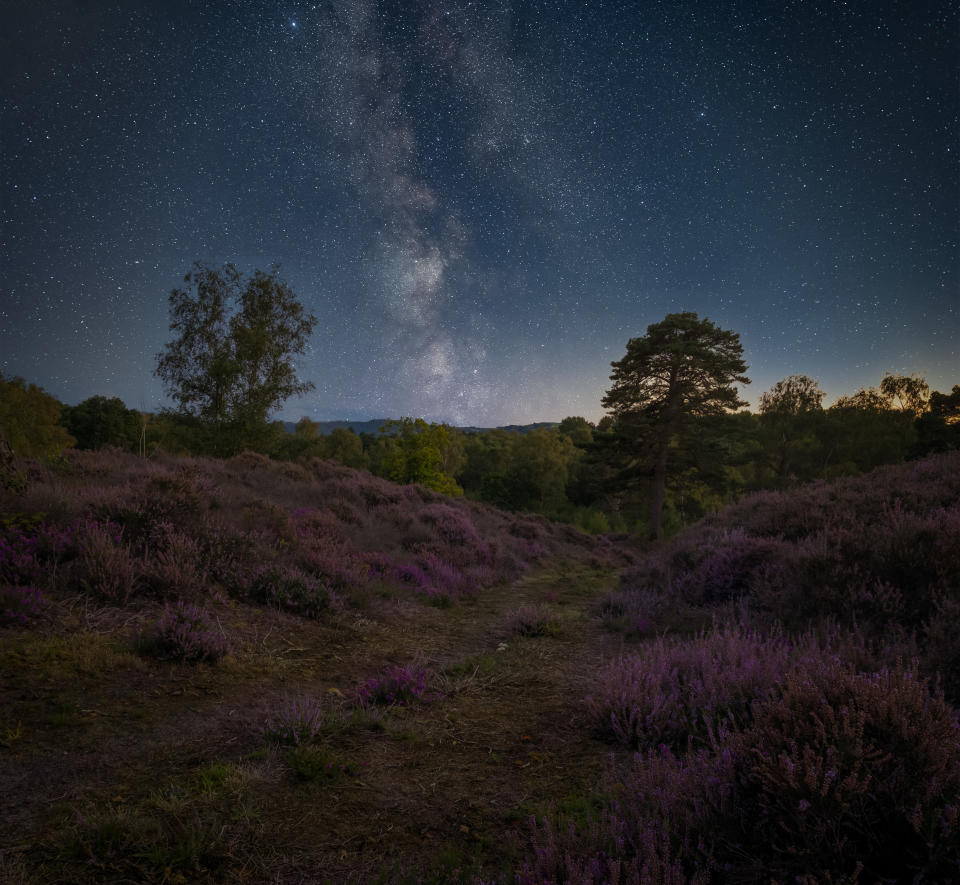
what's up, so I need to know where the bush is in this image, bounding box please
[263,696,324,746]
[528,651,960,885]
[144,521,205,597]
[731,660,960,882]
[0,524,42,585]
[506,603,560,637]
[0,584,46,626]
[249,566,332,618]
[587,626,792,751]
[75,519,140,604]
[357,663,433,707]
[146,601,228,662]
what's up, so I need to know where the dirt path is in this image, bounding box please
[1,560,628,883]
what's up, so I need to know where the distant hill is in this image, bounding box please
[282,419,558,435]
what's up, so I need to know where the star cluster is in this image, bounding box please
[2,0,957,424]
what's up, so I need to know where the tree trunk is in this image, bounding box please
[649,440,669,540]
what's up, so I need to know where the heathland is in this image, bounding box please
[1,447,958,883]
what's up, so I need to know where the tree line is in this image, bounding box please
[2,264,957,538]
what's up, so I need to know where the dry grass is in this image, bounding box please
[0,560,624,884]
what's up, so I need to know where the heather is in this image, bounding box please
[3,450,959,884]
[608,451,960,696]
[526,660,960,884]
[0,447,614,624]
[523,452,960,883]
[142,601,229,662]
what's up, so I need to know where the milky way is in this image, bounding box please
[2,1,957,425]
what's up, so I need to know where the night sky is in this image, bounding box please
[2,1,957,426]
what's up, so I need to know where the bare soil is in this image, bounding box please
[0,560,630,884]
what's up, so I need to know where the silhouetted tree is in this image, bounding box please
[879,372,930,417]
[61,395,140,451]
[759,375,825,485]
[914,384,960,454]
[155,262,316,455]
[602,312,749,538]
[824,384,916,475]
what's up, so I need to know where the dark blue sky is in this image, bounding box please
[2,0,957,425]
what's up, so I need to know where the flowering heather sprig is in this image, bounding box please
[148,601,228,662]
[0,528,41,585]
[506,603,559,637]
[734,659,960,882]
[290,507,348,551]
[299,550,370,594]
[417,552,473,597]
[35,520,80,559]
[587,626,792,751]
[250,566,332,619]
[145,521,205,597]
[357,663,433,708]
[394,563,431,591]
[359,551,393,578]
[674,529,788,604]
[75,519,139,604]
[262,696,324,746]
[0,584,47,626]
[519,748,721,885]
[420,503,484,547]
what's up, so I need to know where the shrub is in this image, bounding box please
[0,526,41,585]
[327,498,363,525]
[674,529,788,604]
[421,503,483,547]
[924,588,960,704]
[0,584,46,626]
[249,566,332,618]
[359,551,393,578]
[525,654,960,885]
[518,747,722,885]
[144,521,205,597]
[506,603,560,637]
[75,519,140,604]
[417,552,473,597]
[393,562,431,592]
[357,663,433,708]
[146,601,228,662]
[262,696,324,746]
[732,660,960,882]
[587,626,792,751]
[597,588,658,635]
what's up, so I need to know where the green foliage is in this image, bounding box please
[602,312,749,538]
[60,395,141,451]
[0,373,76,458]
[914,384,960,455]
[556,415,594,446]
[285,744,363,782]
[457,426,588,517]
[758,375,826,486]
[154,262,317,456]
[323,426,368,469]
[823,393,917,475]
[374,418,464,495]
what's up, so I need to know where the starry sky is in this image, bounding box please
[2,0,957,426]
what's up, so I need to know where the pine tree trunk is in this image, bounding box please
[649,440,669,540]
